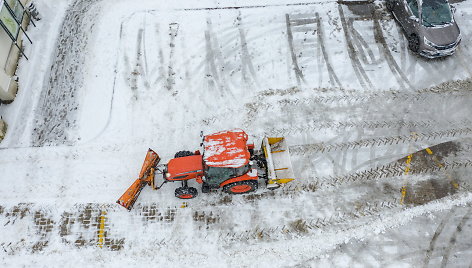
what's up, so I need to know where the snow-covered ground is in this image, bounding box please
[1,0,472,266]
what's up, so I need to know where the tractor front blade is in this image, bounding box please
[138,149,161,179]
[116,149,161,211]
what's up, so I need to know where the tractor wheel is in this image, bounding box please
[174,150,193,158]
[223,180,258,195]
[408,34,420,53]
[175,186,198,199]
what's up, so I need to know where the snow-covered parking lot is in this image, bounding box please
[1,0,472,266]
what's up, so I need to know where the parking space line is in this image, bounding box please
[400,153,413,205]
[400,133,418,205]
[98,210,107,248]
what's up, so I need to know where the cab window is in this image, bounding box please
[205,167,234,182]
[204,164,251,185]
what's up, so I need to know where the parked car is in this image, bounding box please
[386,0,461,58]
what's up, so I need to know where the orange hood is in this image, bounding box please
[167,155,203,177]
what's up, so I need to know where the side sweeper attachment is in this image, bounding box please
[116,149,161,210]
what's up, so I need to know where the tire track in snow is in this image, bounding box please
[338,4,373,91]
[289,127,472,156]
[220,193,472,244]
[182,83,472,133]
[180,1,340,11]
[146,23,166,86]
[204,18,233,96]
[291,160,472,194]
[242,93,472,132]
[396,23,408,72]
[316,13,343,88]
[140,18,151,89]
[373,14,415,91]
[265,119,439,136]
[440,208,472,268]
[130,29,143,95]
[237,14,260,88]
[166,23,179,92]
[31,0,102,146]
[349,19,382,65]
[422,208,456,268]
[285,14,307,87]
[80,22,124,144]
[216,199,401,242]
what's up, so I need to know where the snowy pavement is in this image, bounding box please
[1,0,472,266]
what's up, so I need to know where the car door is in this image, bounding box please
[391,0,419,34]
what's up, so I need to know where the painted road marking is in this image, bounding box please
[404,154,413,175]
[426,148,433,155]
[98,210,107,248]
[401,153,413,205]
[401,132,417,205]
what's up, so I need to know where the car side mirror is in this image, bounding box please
[409,15,419,22]
[451,5,456,13]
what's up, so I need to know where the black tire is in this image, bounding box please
[0,99,13,104]
[174,150,193,158]
[223,180,258,195]
[408,34,420,53]
[385,0,394,11]
[201,183,211,193]
[175,186,198,199]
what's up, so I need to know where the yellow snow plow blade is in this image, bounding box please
[262,137,295,189]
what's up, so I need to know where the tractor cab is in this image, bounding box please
[201,129,258,193]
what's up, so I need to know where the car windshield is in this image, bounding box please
[421,0,453,27]
[407,0,419,18]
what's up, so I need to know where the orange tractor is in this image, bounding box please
[117,129,295,210]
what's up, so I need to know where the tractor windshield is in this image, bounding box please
[421,0,453,26]
[205,164,251,186]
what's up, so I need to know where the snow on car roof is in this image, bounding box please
[203,129,250,168]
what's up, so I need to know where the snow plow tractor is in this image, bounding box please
[117,129,296,210]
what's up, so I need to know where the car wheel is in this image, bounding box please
[385,0,395,11]
[223,180,258,195]
[408,34,420,53]
[174,150,193,158]
[175,186,198,199]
